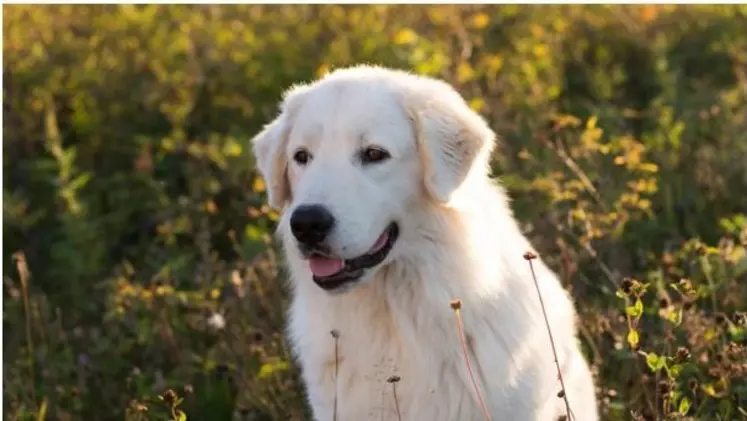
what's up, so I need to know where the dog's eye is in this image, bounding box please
[360,147,391,165]
[293,149,312,165]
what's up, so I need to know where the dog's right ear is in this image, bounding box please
[252,116,290,209]
[251,84,311,210]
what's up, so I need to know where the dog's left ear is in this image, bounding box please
[404,83,496,203]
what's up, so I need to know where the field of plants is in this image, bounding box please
[3,5,747,421]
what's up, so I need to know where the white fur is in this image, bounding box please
[252,65,599,421]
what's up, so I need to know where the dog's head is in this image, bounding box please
[252,66,495,293]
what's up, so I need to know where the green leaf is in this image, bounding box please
[626,298,644,318]
[37,398,48,421]
[244,224,265,241]
[69,173,92,191]
[704,326,720,341]
[733,254,747,278]
[257,359,289,380]
[627,329,639,349]
[665,307,683,326]
[728,325,746,342]
[678,396,691,415]
[703,383,717,397]
[645,352,666,372]
[393,28,417,44]
[669,364,683,378]
[638,282,651,295]
[718,398,733,418]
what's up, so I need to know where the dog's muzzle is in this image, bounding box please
[303,222,399,291]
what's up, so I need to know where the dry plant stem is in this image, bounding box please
[549,136,604,208]
[391,381,403,421]
[450,301,492,421]
[654,370,661,420]
[552,221,618,290]
[524,254,574,421]
[14,252,37,404]
[331,330,340,421]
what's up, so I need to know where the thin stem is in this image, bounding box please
[380,382,386,421]
[14,252,36,405]
[392,381,402,421]
[450,300,492,421]
[331,330,340,421]
[524,252,573,421]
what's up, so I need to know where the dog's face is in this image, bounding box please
[252,66,495,293]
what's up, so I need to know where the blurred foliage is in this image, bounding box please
[3,4,747,421]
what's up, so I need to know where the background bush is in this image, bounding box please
[3,5,747,421]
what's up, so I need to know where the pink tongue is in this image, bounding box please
[308,229,390,278]
[309,257,344,277]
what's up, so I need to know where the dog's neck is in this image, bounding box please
[398,181,523,285]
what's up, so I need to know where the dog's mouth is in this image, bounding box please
[304,223,399,291]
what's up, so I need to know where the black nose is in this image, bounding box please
[290,204,336,246]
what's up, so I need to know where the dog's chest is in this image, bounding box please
[304,329,443,420]
[293,300,481,421]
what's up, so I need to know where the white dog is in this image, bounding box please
[252,65,599,421]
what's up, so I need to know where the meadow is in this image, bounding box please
[3,5,747,421]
